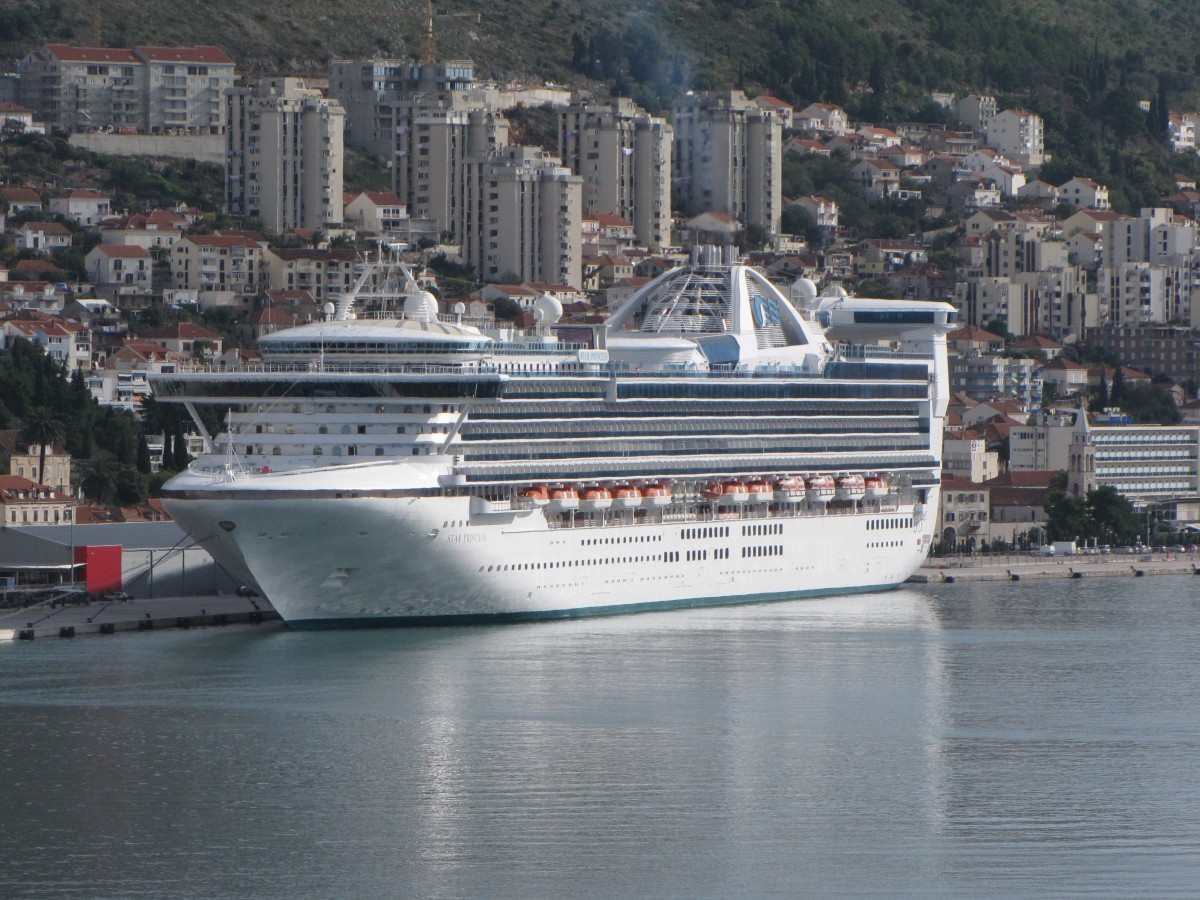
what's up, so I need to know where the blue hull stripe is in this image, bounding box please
[284,582,904,630]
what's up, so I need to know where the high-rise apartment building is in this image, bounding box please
[225,78,345,233]
[558,97,672,250]
[17,43,234,134]
[672,90,781,237]
[329,58,477,159]
[389,95,508,239]
[462,146,582,288]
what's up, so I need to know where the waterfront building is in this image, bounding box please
[1067,412,1200,500]
[938,473,991,548]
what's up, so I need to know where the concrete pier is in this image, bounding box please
[0,593,280,641]
[909,552,1200,584]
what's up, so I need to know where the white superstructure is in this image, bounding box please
[153,246,957,627]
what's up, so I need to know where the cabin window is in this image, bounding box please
[341,425,352,434]
[332,447,343,456]
[411,448,419,456]
[319,426,328,435]
[375,447,385,456]
[272,447,281,456]
[357,425,366,435]
[348,447,357,456]
[423,405,432,413]
[285,425,294,435]
[396,426,406,434]
[314,447,323,455]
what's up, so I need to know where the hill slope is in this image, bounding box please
[4,0,1200,111]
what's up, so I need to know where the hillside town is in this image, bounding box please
[4,37,1200,572]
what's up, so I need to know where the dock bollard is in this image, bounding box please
[138,619,154,631]
[59,626,75,638]
[99,623,116,635]
[17,629,34,640]
[176,616,191,629]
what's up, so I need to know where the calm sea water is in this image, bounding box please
[2,576,1199,898]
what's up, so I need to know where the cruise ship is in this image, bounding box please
[152,246,956,628]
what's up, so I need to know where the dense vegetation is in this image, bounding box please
[0,337,196,504]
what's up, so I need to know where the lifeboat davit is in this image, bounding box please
[806,474,836,504]
[746,479,774,503]
[580,485,613,511]
[642,482,673,507]
[519,485,550,508]
[718,481,749,506]
[835,474,867,501]
[611,484,642,508]
[774,475,807,502]
[864,475,890,499]
[547,485,580,511]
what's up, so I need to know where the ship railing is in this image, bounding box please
[155,348,933,380]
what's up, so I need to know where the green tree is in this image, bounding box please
[19,406,64,488]
[1087,485,1140,545]
[1044,491,1093,541]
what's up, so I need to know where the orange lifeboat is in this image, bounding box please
[611,483,642,509]
[642,482,673,507]
[580,485,613,511]
[864,475,890,499]
[774,475,807,502]
[806,474,836,504]
[746,479,774,503]
[718,481,749,506]
[547,485,580,511]
[519,485,550,508]
[835,474,867,501]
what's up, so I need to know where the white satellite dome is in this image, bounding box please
[403,290,439,322]
[791,277,818,305]
[533,293,563,326]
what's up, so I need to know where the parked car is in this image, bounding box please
[105,591,132,602]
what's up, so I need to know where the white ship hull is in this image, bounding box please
[164,475,938,627]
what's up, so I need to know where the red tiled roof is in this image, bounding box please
[135,45,234,64]
[44,44,139,64]
[21,221,72,236]
[90,245,151,258]
[143,323,222,341]
[0,187,40,203]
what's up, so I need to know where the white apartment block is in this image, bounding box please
[558,97,673,251]
[1169,113,1198,153]
[955,272,1096,339]
[984,108,1044,167]
[949,352,1042,405]
[1071,421,1200,501]
[943,436,1000,482]
[389,95,509,239]
[329,58,476,158]
[1009,417,1075,472]
[462,146,582,288]
[1098,262,1194,326]
[1059,176,1111,210]
[171,234,264,296]
[262,247,357,303]
[17,44,233,134]
[1101,208,1198,267]
[672,90,782,235]
[226,77,345,233]
[956,94,997,131]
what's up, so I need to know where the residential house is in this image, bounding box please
[1017,179,1060,208]
[344,190,409,234]
[851,159,902,200]
[754,95,793,129]
[140,323,223,360]
[791,196,839,235]
[261,247,357,304]
[938,473,991,548]
[856,238,927,275]
[0,430,72,493]
[946,175,1001,213]
[1,315,90,369]
[985,109,1045,167]
[0,186,42,215]
[794,102,848,135]
[1039,357,1091,397]
[85,245,152,291]
[100,209,187,250]
[956,94,997,131]
[49,189,111,226]
[171,234,264,296]
[0,475,74,526]
[14,221,72,252]
[1059,177,1111,210]
[581,255,634,292]
[947,325,1005,355]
